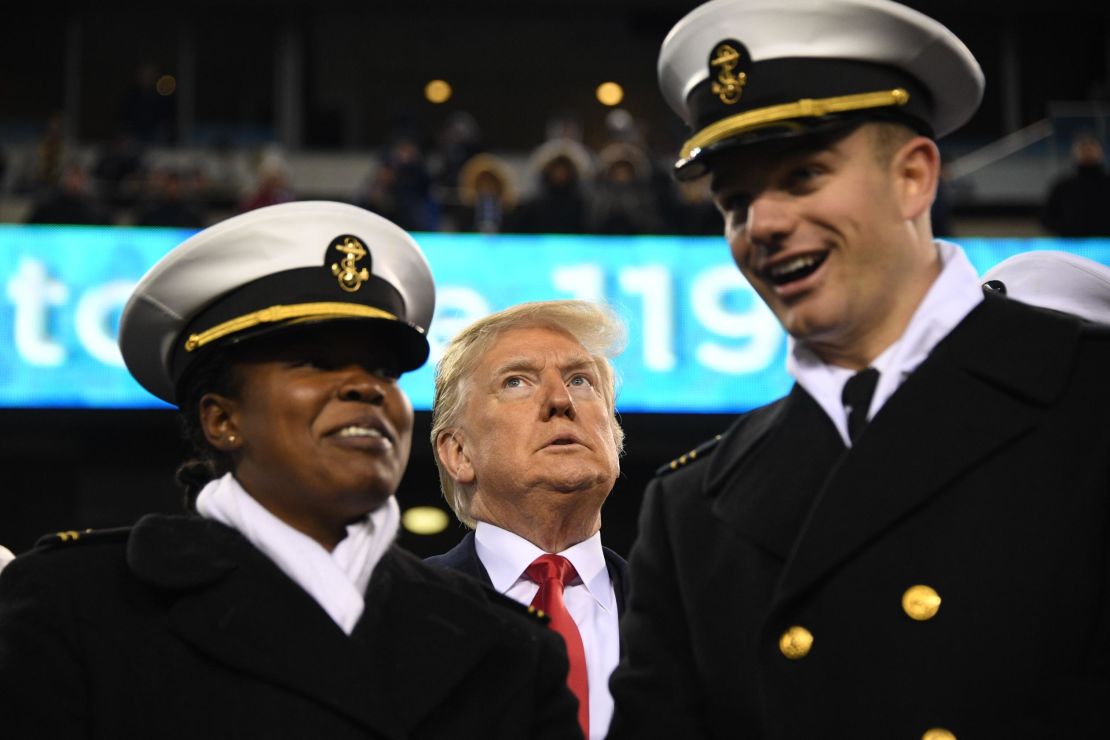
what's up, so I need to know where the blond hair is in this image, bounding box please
[430,300,626,528]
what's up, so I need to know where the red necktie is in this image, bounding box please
[525,554,589,737]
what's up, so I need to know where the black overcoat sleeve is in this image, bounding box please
[608,473,712,739]
[0,552,90,736]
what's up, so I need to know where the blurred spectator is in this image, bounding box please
[358,137,437,231]
[432,111,484,190]
[513,139,593,234]
[603,108,652,155]
[1042,133,1110,236]
[0,144,8,198]
[453,153,517,233]
[589,142,661,234]
[27,162,112,225]
[603,109,641,144]
[545,113,585,144]
[357,161,405,226]
[673,178,723,235]
[238,151,294,213]
[121,63,175,144]
[135,168,205,228]
[641,124,707,235]
[92,132,146,207]
[194,136,251,211]
[33,112,67,189]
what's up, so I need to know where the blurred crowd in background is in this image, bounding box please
[4,0,1110,239]
[3,102,1110,238]
[0,105,726,237]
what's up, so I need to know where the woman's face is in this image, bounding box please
[207,324,414,548]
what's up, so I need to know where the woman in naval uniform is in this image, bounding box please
[0,201,580,739]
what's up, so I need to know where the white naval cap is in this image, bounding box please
[0,544,14,575]
[119,200,436,405]
[658,0,985,179]
[981,251,1110,325]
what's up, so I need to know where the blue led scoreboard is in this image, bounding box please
[1,225,1108,412]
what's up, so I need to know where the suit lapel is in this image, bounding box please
[709,388,846,560]
[603,547,629,617]
[128,515,403,737]
[457,532,494,586]
[427,532,494,587]
[776,297,1082,605]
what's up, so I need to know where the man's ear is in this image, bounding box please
[892,135,941,221]
[436,430,475,485]
[199,393,242,453]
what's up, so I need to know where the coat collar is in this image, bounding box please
[705,389,843,561]
[603,546,630,617]
[430,531,493,585]
[127,515,503,738]
[775,295,1083,604]
[701,296,1084,605]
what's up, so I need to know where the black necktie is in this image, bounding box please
[842,367,880,443]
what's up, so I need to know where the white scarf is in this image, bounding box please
[195,472,400,635]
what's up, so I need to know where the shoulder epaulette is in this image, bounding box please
[487,587,551,625]
[656,433,724,476]
[34,527,131,550]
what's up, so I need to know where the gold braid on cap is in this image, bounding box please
[680,88,910,161]
[183,302,399,352]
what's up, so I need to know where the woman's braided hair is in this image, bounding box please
[173,347,245,510]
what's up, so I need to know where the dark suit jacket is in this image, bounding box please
[0,514,581,739]
[425,531,630,618]
[609,295,1110,739]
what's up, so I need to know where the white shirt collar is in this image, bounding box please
[474,521,614,612]
[788,240,984,445]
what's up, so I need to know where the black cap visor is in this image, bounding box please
[171,317,429,407]
[168,265,429,402]
[675,107,931,181]
[676,56,934,180]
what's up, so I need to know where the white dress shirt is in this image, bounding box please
[474,522,619,740]
[788,240,985,446]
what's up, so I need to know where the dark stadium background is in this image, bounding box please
[2,0,1109,556]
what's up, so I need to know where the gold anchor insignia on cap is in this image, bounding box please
[710,42,747,105]
[330,236,370,292]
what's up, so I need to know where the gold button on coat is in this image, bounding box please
[903,584,942,621]
[922,728,955,740]
[778,626,813,659]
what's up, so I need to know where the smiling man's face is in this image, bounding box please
[710,124,935,366]
[448,324,620,530]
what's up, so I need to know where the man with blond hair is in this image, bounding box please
[426,300,630,740]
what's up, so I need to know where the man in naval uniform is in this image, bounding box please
[607,1,1110,738]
